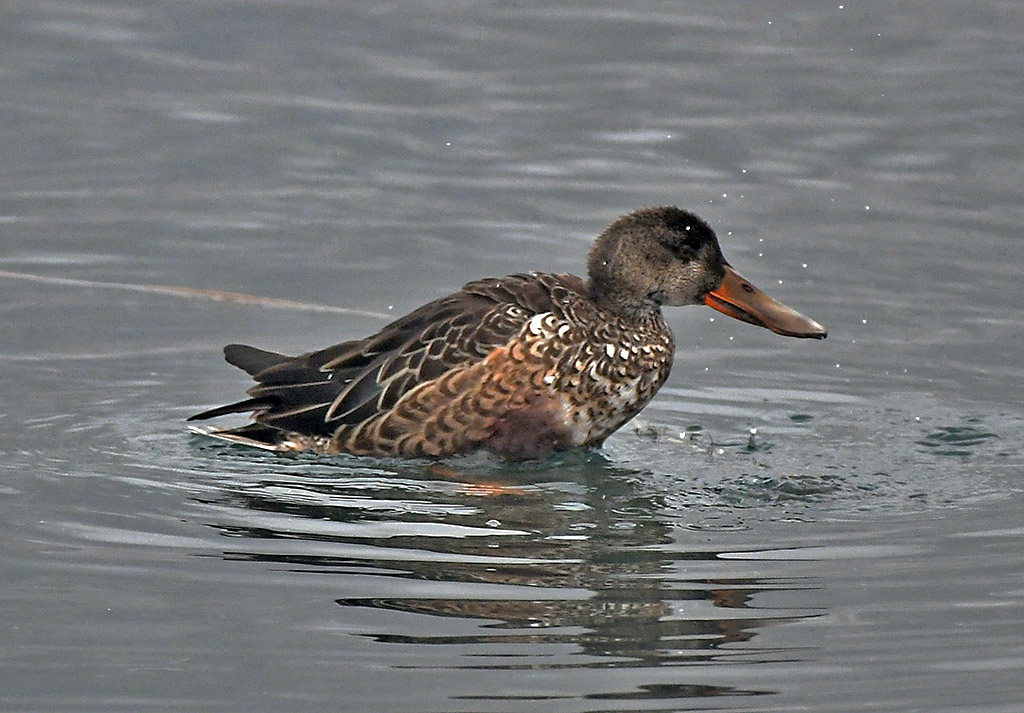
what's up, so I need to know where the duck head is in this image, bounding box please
[587,206,827,339]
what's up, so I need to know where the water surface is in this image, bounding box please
[2,2,1023,711]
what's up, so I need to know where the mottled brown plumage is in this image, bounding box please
[189,206,826,458]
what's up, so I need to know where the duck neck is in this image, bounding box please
[588,282,663,322]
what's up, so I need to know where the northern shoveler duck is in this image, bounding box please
[189,206,826,458]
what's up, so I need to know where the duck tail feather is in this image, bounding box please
[224,344,292,376]
[186,396,274,422]
[187,423,296,451]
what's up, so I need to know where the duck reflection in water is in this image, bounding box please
[202,452,822,702]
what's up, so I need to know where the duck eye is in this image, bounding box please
[670,244,696,260]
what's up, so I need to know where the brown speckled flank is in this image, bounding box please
[189,206,826,459]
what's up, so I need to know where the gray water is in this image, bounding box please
[2,2,1023,711]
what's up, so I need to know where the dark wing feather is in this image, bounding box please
[191,272,587,439]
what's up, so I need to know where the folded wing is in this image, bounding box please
[188,272,586,441]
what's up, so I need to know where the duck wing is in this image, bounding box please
[189,272,586,439]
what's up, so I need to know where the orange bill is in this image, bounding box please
[704,265,827,339]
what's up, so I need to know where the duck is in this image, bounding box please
[188,206,826,458]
